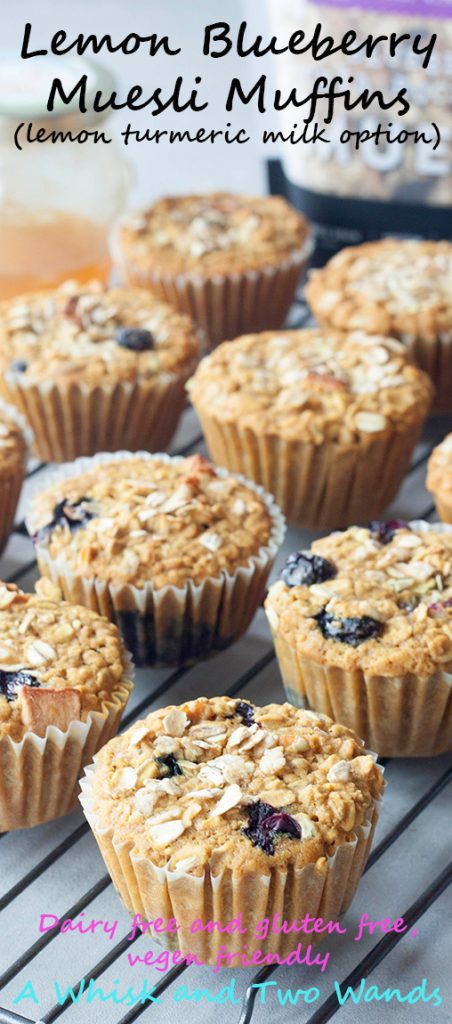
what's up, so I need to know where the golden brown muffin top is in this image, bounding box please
[306,240,452,339]
[0,401,30,477]
[118,193,310,277]
[87,696,383,872]
[266,522,452,677]
[0,281,200,387]
[0,580,132,742]
[427,434,452,503]
[27,454,280,590]
[187,329,433,444]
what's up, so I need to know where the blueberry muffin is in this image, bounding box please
[0,578,133,829]
[266,520,452,756]
[426,434,452,523]
[117,193,311,348]
[0,400,31,553]
[80,696,383,965]
[26,452,284,667]
[0,280,200,462]
[306,239,452,413]
[188,328,433,530]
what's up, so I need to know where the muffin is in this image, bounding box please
[265,520,452,757]
[26,452,284,667]
[306,239,452,413]
[116,193,311,348]
[0,399,32,553]
[80,696,384,966]
[0,280,200,462]
[426,434,452,523]
[0,578,133,829]
[188,328,433,530]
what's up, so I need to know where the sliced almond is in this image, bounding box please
[354,411,387,433]
[260,746,286,774]
[199,532,222,552]
[134,788,158,816]
[116,766,138,791]
[130,724,152,746]
[25,640,55,666]
[292,811,317,839]
[163,709,188,737]
[149,819,185,849]
[211,784,242,816]
[172,855,201,873]
[327,760,352,783]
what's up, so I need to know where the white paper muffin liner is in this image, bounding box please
[79,759,382,965]
[0,650,134,831]
[26,451,286,668]
[0,398,34,554]
[267,520,452,757]
[119,238,313,350]
[0,367,195,463]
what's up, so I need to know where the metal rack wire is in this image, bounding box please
[0,294,451,1024]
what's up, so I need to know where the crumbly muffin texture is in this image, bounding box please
[0,580,130,742]
[306,240,452,339]
[187,329,433,444]
[266,522,452,677]
[89,696,383,872]
[28,455,275,590]
[0,407,28,475]
[427,434,452,504]
[119,193,309,277]
[0,281,200,387]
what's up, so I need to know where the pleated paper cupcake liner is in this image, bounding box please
[26,451,285,668]
[80,764,381,965]
[0,373,192,464]
[120,240,313,350]
[0,657,133,831]
[0,398,33,554]
[267,520,452,758]
[194,408,425,530]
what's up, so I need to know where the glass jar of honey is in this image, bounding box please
[0,56,131,299]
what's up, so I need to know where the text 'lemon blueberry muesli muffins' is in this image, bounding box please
[0,399,32,554]
[426,434,452,524]
[0,578,133,830]
[188,328,433,531]
[26,452,285,668]
[306,239,452,413]
[79,696,384,966]
[0,280,200,462]
[116,192,311,348]
[265,520,452,757]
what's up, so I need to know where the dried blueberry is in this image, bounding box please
[280,551,336,588]
[10,359,27,373]
[0,670,40,702]
[242,800,301,855]
[315,608,383,647]
[155,754,183,777]
[116,328,154,351]
[33,497,96,544]
[369,520,411,545]
[235,700,255,727]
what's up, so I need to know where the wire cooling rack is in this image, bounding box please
[0,293,451,1024]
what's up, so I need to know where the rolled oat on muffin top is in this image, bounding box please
[118,192,309,278]
[86,695,384,871]
[306,239,452,338]
[187,328,433,443]
[266,521,452,678]
[0,579,132,743]
[0,279,200,387]
[26,454,276,590]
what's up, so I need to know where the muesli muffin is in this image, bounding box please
[80,696,384,965]
[116,193,311,348]
[265,520,452,757]
[0,280,200,462]
[426,434,452,523]
[0,400,32,553]
[26,452,284,667]
[188,328,433,530]
[0,578,133,829]
[306,239,452,413]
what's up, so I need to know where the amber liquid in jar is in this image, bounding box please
[0,211,111,299]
